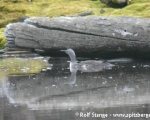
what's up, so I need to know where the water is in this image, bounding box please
[0,54,150,120]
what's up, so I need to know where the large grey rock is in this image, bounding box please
[4,16,150,58]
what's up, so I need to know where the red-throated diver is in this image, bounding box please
[61,48,114,72]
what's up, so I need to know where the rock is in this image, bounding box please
[34,49,45,54]
[7,41,15,45]
[5,43,16,47]
[0,49,4,54]
[100,8,105,14]
[4,16,150,59]
[5,47,30,51]
[112,0,127,4]
[70,10,94,17]
[18,16,29,22]
[100,0,111,4]
[100,0,129,8]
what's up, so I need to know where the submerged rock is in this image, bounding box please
[4,16,150,58]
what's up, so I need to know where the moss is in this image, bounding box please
[107,2,150,17]
[0,58,48,76]
[0,0,150,48]
[0,28,6,49]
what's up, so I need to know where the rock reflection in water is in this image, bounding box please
[1,58,150,120]
[2,59,150,108]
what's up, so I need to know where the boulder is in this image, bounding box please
[100,0,129,8]
[4,16,150,59]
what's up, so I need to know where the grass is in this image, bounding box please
[0,0,150,48]
[0,58,48,76]
[0,27,6,48]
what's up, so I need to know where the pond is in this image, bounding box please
[0,53,150,120]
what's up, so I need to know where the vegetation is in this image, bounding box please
[0,58,48,76]
[0,28,6,48]
[0,0,150,48]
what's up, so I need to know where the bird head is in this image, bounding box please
[60,48,76,62]
[60,49,74,55]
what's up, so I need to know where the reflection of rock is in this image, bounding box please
[3,60,150,110]
[63,70,77,85]
[78,60,114,72]
[0,77,7,97]
[122,85,135,92]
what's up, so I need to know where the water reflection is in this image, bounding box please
[63,69,77,85]
[1,56,150,119]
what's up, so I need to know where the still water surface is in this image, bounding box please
[0,54,150,120]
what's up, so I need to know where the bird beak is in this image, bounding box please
[60,50,66,52]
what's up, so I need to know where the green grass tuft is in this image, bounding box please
[0,0,150,48]
[0,28,6,49]
[0,58,48,76]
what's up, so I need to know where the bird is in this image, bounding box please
[60,48,114,72]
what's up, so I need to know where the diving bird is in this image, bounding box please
[60,48,114,72]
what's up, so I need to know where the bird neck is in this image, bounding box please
[68,53,76,62]
[70,61,78,72]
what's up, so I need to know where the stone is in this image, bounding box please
[18,16,29,22]
[100,8,105,14]
[70,10,94,17]
[0,49,4,54]
[100,0,129,8]
[4,16,150,59]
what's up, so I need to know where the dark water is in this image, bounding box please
[1,54,150,120]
